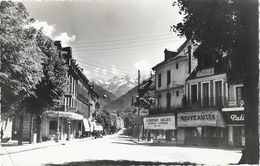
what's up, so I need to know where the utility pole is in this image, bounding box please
[137,70,140,142]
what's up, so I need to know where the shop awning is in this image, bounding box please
[93,122,103,131]
[44,111,83,120]
[83,119,91,131]
[177,110,225,128]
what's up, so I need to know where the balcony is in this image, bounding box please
[222,100,244,112]
[65,91,73,97]
[224,100,244,107]
[187,97,225,108]
[148,107,178,115]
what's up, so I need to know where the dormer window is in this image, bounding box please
[176,63,179,69]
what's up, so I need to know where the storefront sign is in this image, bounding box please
[177,111,225,127]
[144,115,176,130]
[223,111,244,125]
[196,68,214,77]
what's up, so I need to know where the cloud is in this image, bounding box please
[31,20,55,37]
[54,32,76,47]
[30,20,76,47]
[134,60,152,72]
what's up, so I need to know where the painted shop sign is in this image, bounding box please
[177,111,225,127]
[144,115,176,130]
[223,111,244,125]
[196,68,214,77]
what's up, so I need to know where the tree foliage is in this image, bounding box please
[25,30,68,115]
[0,1,43,117]
[173,0,258,164]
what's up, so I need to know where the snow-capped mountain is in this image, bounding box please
[94,75,138,98]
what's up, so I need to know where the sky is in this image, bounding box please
[22,0,185,81]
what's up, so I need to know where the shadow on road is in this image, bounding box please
[110,141,136,146]
[45,160,197,166]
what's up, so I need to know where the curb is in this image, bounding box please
[0,137,94,156]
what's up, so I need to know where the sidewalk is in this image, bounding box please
[129,137,243,151]
[0,137,93,156]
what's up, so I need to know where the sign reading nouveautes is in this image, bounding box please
[177,111,225,127]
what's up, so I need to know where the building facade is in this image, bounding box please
[143,40,197,143]
[12,41,101,142]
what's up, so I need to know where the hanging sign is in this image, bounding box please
[223,111,244,125]
[144,115,176,130]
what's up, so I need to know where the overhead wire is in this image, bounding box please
[76,59,137,77]
[75,56,138,74]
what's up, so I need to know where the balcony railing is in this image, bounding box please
[148,107,179,115]
[187,97,225,108]
[223,100,244,108]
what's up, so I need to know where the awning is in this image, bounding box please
[83,119,91,131]
[92,122,103,131]
[44,111,83,120]
[177,110,225,128]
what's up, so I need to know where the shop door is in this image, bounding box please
[233,126,242,146]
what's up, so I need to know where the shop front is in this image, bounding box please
[42,111,84,140]
[177,110,226,147]
[222,110,245,147]
[143,114,176,143]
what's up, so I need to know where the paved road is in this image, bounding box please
[1,131,242,166]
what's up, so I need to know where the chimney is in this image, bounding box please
[164,49,171,61]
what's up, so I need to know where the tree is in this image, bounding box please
[173,0,258,164]
[0,1,43,144]
[0,1,43,116]
[25,29,68,143]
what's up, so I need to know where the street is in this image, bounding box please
[1,131,242,166]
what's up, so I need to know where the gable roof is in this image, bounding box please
[152,39,190,70]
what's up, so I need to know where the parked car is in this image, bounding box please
[93,131,103,139]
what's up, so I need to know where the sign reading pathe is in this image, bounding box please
[177,111,225,127]
[144,115,176,130]
[222,111,244,125]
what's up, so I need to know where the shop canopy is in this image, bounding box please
[177,110,225,128]
[93,122,103,131]
[44,111,83,120]
[83,119,91,131]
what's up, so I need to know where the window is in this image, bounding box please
[202,82,210,106]
[49,121,57,130]
[215,81,222,105]
[158,73,161,87]
[191,84,198,104]
[157,94,162,108]
[176,63,179,69]
[176,91,179,97]
[236,86,243,101]
[192,127,202,137]
[167,70,171,85]
[166,93,171,110]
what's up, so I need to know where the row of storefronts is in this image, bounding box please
[146,40,245,148]
[143,108,245,147]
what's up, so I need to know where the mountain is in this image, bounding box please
[95,75,137,98]
[103,76,154,118]
[103,85,138,117]
[90,81,117,106]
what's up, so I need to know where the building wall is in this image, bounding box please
[186,73,227,106]
[154,41,197,110]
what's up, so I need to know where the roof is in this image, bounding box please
[152,39,190,70]
[187,56,228,80]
